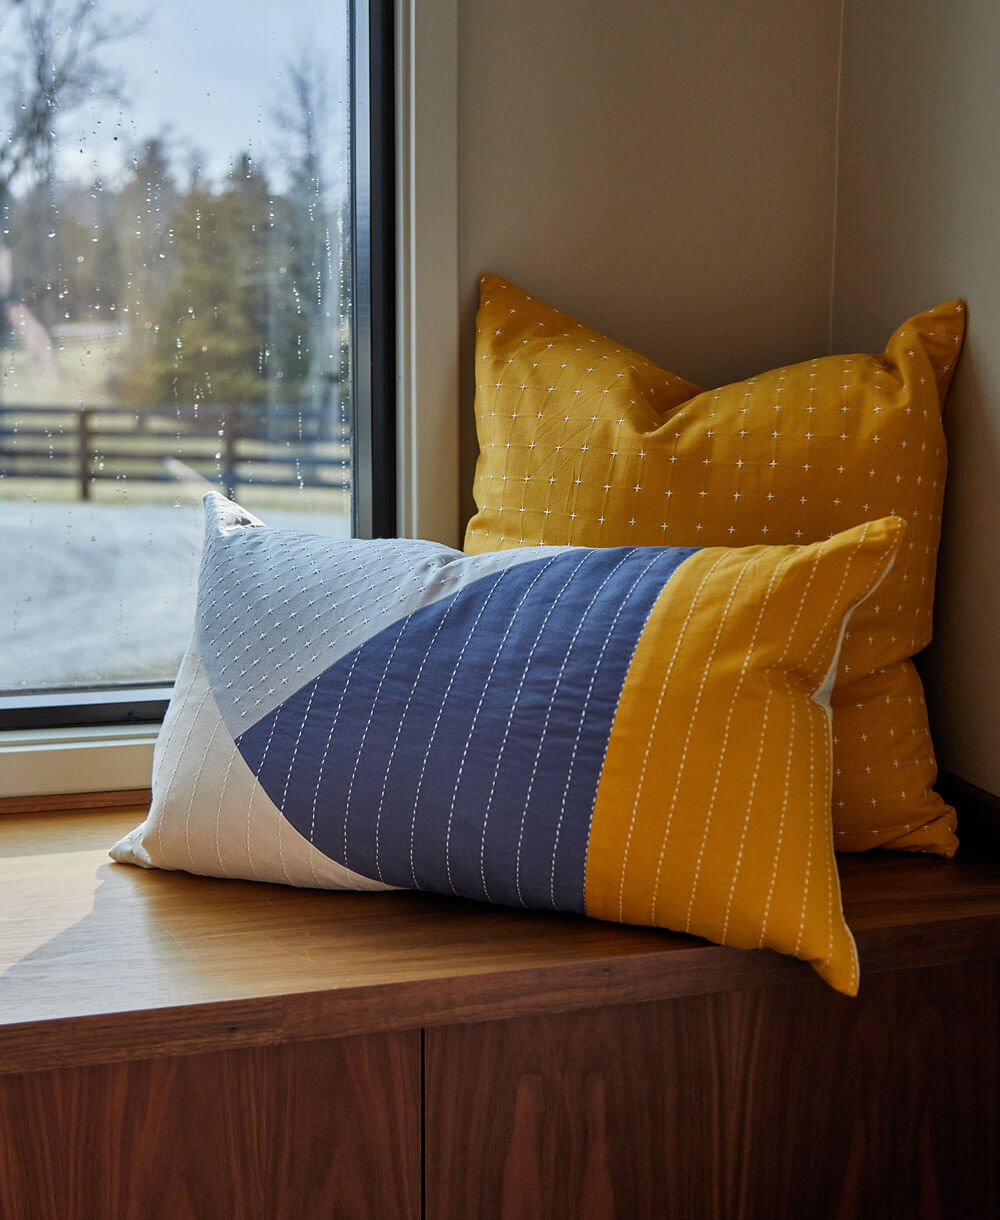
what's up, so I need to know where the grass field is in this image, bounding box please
[1,331,123,408]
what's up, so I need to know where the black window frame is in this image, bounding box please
[350,0,396,542]
[0,0,396,733]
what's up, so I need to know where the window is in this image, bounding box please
[0,0,395,730]
[0,0,459,798]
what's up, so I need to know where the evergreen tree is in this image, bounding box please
[120,156,308,414]
[117,139,178,323]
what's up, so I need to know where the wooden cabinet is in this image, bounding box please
[0,1035,421,1220]
[425,963,1000,1220]
[1,804,998,1219]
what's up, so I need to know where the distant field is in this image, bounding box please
[1,328,357,691]
[0,332,123,408]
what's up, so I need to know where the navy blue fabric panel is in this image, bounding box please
[235,545,697,911]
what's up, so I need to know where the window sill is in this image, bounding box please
[0,726,156,801]
[1,797,999,1076]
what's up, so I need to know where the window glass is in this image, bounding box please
[0,0,352,693]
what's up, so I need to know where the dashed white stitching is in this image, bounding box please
[372,596,460,880]
[308,650,361,866]
[501,553,593,905]
[211,737,241,880]
[279,679,321,886]
[342,619,413,880]
[549,548,667,910]
[409,567,511,890]
[152,647,202,860]
[685,551,788,934]
[183,712,223,872]
[443,554,562,899]
[621,553,726,923]
[757,671,798,948]
[719,689,773,944]
[528,548,650,908]
[248,699,292,885]
[793,690,819,957]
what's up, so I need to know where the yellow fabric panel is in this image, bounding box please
[465,275,965,856]
[583,518,905,995]
[830,660,957,852]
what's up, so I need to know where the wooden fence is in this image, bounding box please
[0,402,350,500]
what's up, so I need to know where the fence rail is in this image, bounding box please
[0,402,351,500]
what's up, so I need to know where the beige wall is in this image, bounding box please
[457,0,843,525]
[832,0,1000,794]
[455,0,998,794]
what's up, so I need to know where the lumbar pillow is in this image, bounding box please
[465,275,965,856]
[111,494,904,994]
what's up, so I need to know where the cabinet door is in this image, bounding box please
[425,998,723,1220]
[0,1032,421,1220]
[425,963,1000,1220]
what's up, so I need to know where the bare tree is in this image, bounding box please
[272,46,350,416]
[0,0,140,377]
[272,46,342,204]
[0,0,140,208]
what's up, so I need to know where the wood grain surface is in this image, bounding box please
[0,1033,421,1220]
[425,960,1000,1220]
[1,799,998,1220]
[1,804,999,1074]
[0,788,152,816]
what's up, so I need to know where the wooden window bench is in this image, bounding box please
[0,793,997,1219]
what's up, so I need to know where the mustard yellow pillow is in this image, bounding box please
[465,276,965,855]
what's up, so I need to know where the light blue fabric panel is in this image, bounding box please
[197,492,570,738]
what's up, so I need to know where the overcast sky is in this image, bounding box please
[55,0,351,191]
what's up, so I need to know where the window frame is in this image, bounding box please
[351,0,397,541]
[0,0,460,797]
[0,687,170,732]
